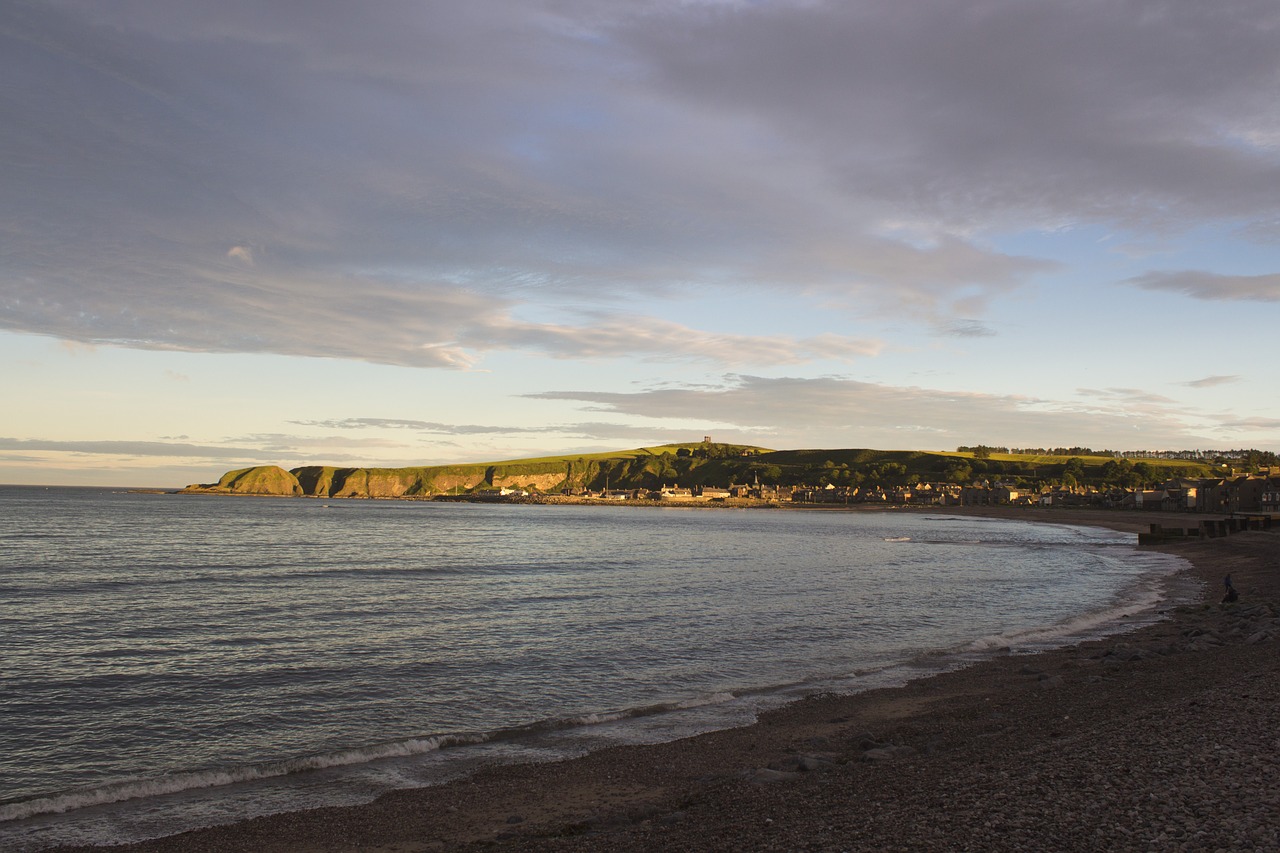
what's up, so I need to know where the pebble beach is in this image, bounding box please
[55,509,1278,853]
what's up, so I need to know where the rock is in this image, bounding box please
[746,767,802,783]
[793,754,837,771]
[861,745,917,762]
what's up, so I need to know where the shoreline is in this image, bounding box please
[53,508,1278,852]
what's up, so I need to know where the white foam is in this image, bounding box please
[675,691,736,710]
[0,734,486,823]
[566,711,631,726]
[961,555,1186,655]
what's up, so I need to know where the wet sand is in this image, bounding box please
[57,508,1279,852]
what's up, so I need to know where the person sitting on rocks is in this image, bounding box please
[1222,574,1238,604]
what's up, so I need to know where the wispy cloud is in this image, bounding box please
[292,418,536,435]
[1126,271,1280,302]
[1182,374,1241,389]
[1218,417,1280,431]
[1075,387,1179,407]
[527,374,1218,450]
[0,437,292,460]
[936,319,996,339]
[291,418,713,444]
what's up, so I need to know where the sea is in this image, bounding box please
[0,486,1195,851]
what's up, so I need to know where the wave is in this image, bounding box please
[962,558,1186,654]
[0,692,741,825]
[0,733,485,823]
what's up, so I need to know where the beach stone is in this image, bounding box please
[794,753,837,771]
[774,752,837,772]
[860,745,917,762]
[746,767,802,784]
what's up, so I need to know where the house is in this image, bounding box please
[1135,489,1179,511]
[1196,479,1230,513]
[1262,477,1280,513]
[654,486,697,501]
[1161,479,1200,511]
[474,487,528,499]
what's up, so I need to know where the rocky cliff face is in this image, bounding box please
[292,466,341,497]
[186,444,765,499]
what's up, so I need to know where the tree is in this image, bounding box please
[749,464,783,483]
[1100,458,1132,485]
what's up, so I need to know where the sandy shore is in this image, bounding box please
[56,508,1279,853]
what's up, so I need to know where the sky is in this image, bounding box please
[3,0,1279,487]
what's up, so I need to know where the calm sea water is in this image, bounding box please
[0,487,1191,850]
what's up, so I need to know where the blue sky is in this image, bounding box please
[3,0,1279,486]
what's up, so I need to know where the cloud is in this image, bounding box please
[463,317,883,364]
[0,437,295,460]
[1125,270,1280,302]
[291,418,529,435]
[3,255,885,367]
[936,319,996,339]
[1218,417,1280,431]
[21,0,1278,367]
[526,374,1222,450]
[291,417,720,444]
[227,245,254,265]
[1075,387,1179,407]
[1182,374,1241,389]
[0,453,45,464]
[0,433,426,468]
[623,1,1280,228]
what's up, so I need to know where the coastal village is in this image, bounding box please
[480,469,1280,514]
[469,440,1280,515]
[187,440,1280,520]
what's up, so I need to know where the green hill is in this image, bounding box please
[183,442,1227,498]
[186,465,304,496]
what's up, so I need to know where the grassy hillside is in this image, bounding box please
[186,465,304,496]
[185,443,1229,498]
